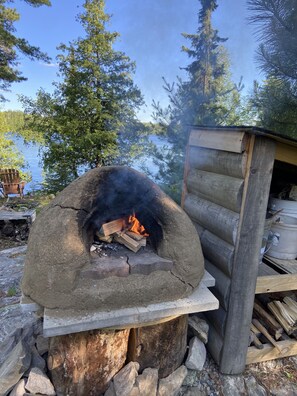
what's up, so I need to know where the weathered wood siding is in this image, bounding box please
[182,127,276,374]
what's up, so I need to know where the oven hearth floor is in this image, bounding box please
[35,271,218,337]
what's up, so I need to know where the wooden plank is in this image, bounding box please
[189,128,247,153]
[255,273,297,294]
[264,256,297,274]
[100,218,125,236]
[258,262,280,277]
[181,143,190,208]
[205,260,231,310]
[200,230,234,277]
[246,340,297,365]
[184,194,239,245]
[192,221,205,237]
[206,323,223,365]
[205,306,227,338]
[187,170,244,213]
[220,136,276,375]
[0,209,36,222]
[275,142,297,166]
[188,147,247,179]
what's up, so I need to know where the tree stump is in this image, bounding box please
[127,315,188,378]
[48,328,130,396]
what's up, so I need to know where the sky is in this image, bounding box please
[2,0,262,121]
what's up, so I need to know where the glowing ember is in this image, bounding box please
[127,214,149,237]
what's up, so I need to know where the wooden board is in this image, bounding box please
[275,142,297,166]
[0,209,36,223]
[200,230,234,277]
[220,136,276,375]
[246,339,297,364]
[264,256,297,274]
[205,306,227,338]
[205,260,231,310]
[255,273,297,294]
[184,194,239,245]
[187,169,244,213]
[188,147,247,179]
[189,128,247,153]
[257,262,279,276]
[206,323,223,365]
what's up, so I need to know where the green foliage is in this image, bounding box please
[7,286,17,297]
[0,111,33,180]
[248,0,297,139]
[21,0,144,192]
[152,0,243,202]
[0,0,51,102]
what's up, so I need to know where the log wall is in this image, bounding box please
[182,127,276,374]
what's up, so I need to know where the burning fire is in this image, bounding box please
[127,214,149,237]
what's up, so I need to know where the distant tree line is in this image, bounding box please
[0,0,296,198]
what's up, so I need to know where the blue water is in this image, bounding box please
[12,135,168,193]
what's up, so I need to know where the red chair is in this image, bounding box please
[0,169,25,198]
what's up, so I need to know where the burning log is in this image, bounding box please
[253,300,283,340]
[99,218,126,236]
[95,231,113,243]
[114,231,143,253]
[97,215,149,253]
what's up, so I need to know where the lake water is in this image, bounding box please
[13,135,168,193]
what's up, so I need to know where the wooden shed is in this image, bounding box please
[182,126,297,375]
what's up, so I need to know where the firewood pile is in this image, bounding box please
[250,293,297,349]
[94,216,148,253]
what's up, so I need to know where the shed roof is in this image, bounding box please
[190,125,297,148]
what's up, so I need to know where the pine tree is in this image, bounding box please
[21,0,144,192]
[152,0,242,202]
[248,0,297,138]
[0,0,51,102]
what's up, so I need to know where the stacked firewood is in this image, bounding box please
[95,217,148,253]
[250,295,297,349]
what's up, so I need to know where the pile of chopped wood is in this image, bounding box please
[250,294,297,350]
[95,216,148,253]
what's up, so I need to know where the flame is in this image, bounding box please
[127,214,149,237]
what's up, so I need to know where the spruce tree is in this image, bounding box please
[152,0,242,202]
[0,0,51,102]
[21,0,144,192]
[248,0,297,138]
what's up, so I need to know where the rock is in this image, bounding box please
[35,335,49,356]
[182,387,206,396]
[270,383,297,396]
[128,251,173,275]
[185,337,206,371]
[104,381,116,396]
[113,361,140,396]
[188,315,209,344]
[244,375,267,396]
[221,375,245,396]
[9,378,27,396]
[29,345,46,372]
[157,365,188,396]
[129,368,158,396]
[80,256,130,280]
[25,367,56,396]
[0,340,31,396]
